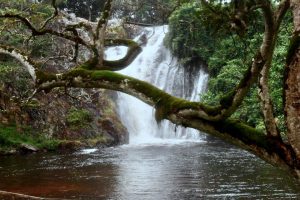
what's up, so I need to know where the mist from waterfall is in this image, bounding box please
[106,25,208,144]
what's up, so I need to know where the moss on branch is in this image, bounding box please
[35,68,235,122]
[214,119,268,147]
[36,69,206,120]
[211,119,298,170]
[35,68,299,173]
[102,39,142,70]
[78,39,142,71]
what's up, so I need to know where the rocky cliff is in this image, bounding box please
[0,59,128,150]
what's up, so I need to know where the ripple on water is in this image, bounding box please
[0,140,300,199]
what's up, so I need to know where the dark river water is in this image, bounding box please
[1,138,300,199]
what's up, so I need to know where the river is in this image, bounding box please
[0,138,300,199]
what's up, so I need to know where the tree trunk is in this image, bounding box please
[285,0,300,160]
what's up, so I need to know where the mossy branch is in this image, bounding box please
[0,13,91,48]
[102,39,142,70]
[95,0,112,40]
[32,64,300,178]
[0,45,38,81]
[40,0,59,29]
[168,114,299,177]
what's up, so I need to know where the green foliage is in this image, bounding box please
[165,2,216,64]
[167,2,292,132]
[57,0,105,21]
[30,37,53,57]
[0,59,33,99]
[84,134,108,146]
[66,107,93,129]
[0,1,56,59]
[203,12,292,132]
[113,0,181,24]
[165,0,264,66]
[232,87,264,129]
[0,124,60,151]
[207,33,262,77]
[208,59,246,94]
[0,0,53,20]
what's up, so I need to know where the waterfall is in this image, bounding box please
[106,26,208,144]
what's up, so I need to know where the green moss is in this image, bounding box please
[103,48,142,71]
[38,69,226,122]
[35,70,56,84]
[200,104,222,116]
[66,107,93,129]
[66,68,90,77]
[215,119,270,149]
[103,39,142,70]
[0,124,61,151]
[89,70,125,81]
[78,58,99,70]
[104,38,139,47]
[22,99,40,108]
[134,82,220,119]
[37,68,224,122]
[84,134,108,146]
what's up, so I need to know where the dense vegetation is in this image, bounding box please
[0,0,130,153]
[166,1,292,134]
[0,124,60,153]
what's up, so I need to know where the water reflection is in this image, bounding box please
[0,152,119,199]
[113,145,185,200]
[0,139,300,199]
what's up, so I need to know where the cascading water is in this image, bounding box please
[106,25,208,144]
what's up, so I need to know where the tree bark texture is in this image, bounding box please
[285,0,300,160]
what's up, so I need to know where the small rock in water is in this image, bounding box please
[20,143,38,153]
[138,33,147,45]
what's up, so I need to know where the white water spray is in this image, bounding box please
[106,26,208,144]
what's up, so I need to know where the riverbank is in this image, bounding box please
[0,124,116,156]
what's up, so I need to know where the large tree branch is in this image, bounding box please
[34,68,300,177]
[80,39,142,70]
[94,0,113,67]
[275,0,291,24]
[40,0,59,29]
[259,65,281,138]
[168,114,299,176]
[102,39,142,70]
[0,45,37,81]
[258,1,289,138]
[95,0,112,40]
[0,14,91,48]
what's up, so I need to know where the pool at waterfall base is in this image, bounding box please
[0,137,300,199]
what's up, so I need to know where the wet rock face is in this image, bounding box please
[99,117,129,145]
[0,84,129,145]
